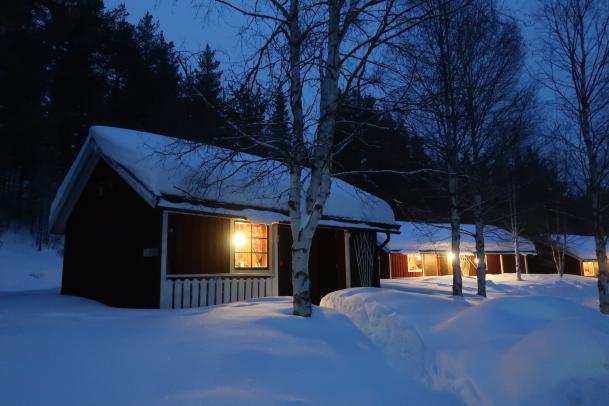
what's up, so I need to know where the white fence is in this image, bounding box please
[162,274,275,309]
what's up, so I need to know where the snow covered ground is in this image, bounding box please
[0,230,62,292]
[0,294,456,405]
[2,235,608,405]
[383,273,599,309]
[322,274,609,405]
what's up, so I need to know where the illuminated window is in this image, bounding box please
[582,261,597,277]
[233,222,269,270]
[408,254,423,272]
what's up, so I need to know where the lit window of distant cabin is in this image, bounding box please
[233,222,269,270]
[582,261,597,277]
[408,254,423,272]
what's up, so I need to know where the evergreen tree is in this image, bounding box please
[333,92,436,219]
[180,44,226,142]
[225,83,268,150]
[117,12,180,134]
[193,45,223,105]
[268,88,289,140]
[0,2,185,243]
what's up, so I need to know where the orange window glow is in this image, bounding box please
[233,222,269,270]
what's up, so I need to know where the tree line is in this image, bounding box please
[0,0,273,244]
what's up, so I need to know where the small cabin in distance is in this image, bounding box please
[379,222,537,278]
[49,126,399,309]
[549,234,606,277]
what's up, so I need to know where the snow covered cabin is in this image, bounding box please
[549,234,605,277]
[380,222,537,278]
[49,126,399,309]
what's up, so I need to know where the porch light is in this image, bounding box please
[233,231,247,248]
[447,252,455,261]
[474,257,479,264]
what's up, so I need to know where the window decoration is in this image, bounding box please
[408,254,423,272]
[233,222,269,270]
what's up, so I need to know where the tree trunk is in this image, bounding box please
[514,236,522,281]
[291,237,313,317]
[286,0,340,317]
[448,167,462,296]
[473,192,486,297]
[592,188,609,314]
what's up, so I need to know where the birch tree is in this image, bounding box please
[396,0,469,295]
[458,2,530,295]
[540,0,609,313]
[508,184,524,280]
[192,0,432,316]
[395,0,528,296]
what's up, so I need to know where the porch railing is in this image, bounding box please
[162,274,275,309]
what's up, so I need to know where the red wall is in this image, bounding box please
[390,254,425,278]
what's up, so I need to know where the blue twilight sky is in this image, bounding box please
[104,1,541,66]
[104,0,551,106]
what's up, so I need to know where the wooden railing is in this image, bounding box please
[163,274,275,309]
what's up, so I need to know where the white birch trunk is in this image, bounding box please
[473,192,486,297]
[592,188,609,313]
[513,233,522,281]
[509,185,522,281]
[448,166,462,296]
[286,0,340,317]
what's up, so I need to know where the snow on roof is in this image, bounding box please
[383,222,537,255]
[550,234,605,262]
[50,126,397,233]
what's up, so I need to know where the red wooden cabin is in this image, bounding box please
[49,127,399,308]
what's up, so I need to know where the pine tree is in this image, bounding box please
[268,88,289,141]
[193,45,223,106]
[225,83,267,148]
[119,12,180,133]
[180,44,226,142]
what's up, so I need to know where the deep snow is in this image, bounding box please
[3,234,608,405]
[322,275,609,405]
[0,230,62,292]
[0,294,453,406]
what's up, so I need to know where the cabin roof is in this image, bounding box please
[50,126,398,233]
[382,221,537,255]
[550,234,605,262]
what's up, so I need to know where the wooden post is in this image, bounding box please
[388,253,393,279]
[159,210,171,308]
[421,254,426,276]
[271,223,279,296]
[436,254,440,276]
[524,255,529,274]
[344,231,351,287]
[500,254,505,274]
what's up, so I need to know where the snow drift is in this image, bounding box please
[0,294,455,405]
[322,275,609,405]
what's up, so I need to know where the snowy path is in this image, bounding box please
[322,275,609,406]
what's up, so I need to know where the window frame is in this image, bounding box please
[230,220,271,274]
[582,261,597,277]
[407,253,423,273]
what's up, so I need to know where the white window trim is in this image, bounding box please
[230,219,273,275]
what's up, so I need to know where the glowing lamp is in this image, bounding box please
[474,257,479,264]
[447,252,455,261]
[233,231,247,248]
